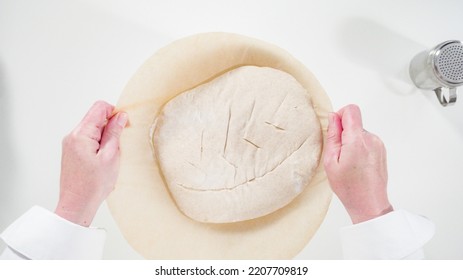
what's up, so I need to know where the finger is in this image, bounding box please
[98,112,128,158]
[323,112,343,166]
[337,104,364,132]
[76,101,115,142]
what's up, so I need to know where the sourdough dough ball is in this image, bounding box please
[152,66,322,223]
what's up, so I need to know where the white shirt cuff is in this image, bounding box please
[0,206,106,259]
[340,210,435,259]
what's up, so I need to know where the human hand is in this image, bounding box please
[55,101,128,227]
[323,104,392,224]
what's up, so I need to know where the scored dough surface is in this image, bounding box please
[154,66,322,223]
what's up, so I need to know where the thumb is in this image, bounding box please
[99,112,128,158]
[323,112,342,167]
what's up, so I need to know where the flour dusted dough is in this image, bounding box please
[108,33,332,259]
[153,66,322,223]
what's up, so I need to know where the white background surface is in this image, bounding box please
[0,0,462,259]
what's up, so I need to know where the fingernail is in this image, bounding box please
[117,112,128,127]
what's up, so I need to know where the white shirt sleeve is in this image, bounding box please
[0,206,106,260]
[340,210,435,259]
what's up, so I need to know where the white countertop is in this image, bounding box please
[1,0,462,259]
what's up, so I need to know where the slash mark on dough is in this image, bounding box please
[243,138,261,149]
[223,107,232,155]
[265,121,285,131]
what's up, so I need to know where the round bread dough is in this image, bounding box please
[153,66,322,223]
[108,33,333,259]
